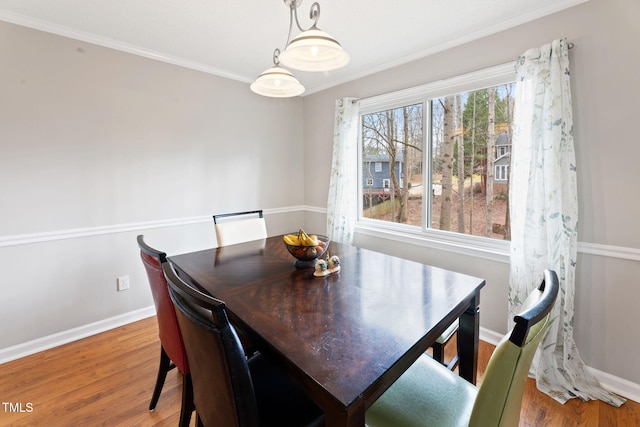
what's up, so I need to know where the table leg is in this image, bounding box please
[323,400,365,427]
[458,291,480,384]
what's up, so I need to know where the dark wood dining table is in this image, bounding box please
[169,235,485,427]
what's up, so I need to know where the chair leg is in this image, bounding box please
[196,412,205,427]
[149,346,174,411]
[432,342,445,365]
[446,354,460,371]
[179,373,194,427]
[448,330,460,371]
[432,337,459,371]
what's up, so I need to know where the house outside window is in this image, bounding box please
[359,63,515,242]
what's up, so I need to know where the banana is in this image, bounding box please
[285,229,320,246]
[300,229,315,246]
[283,234,299,245]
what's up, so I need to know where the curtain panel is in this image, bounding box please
[327,98,360,244]
[509,38,624,406]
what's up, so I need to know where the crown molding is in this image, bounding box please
[0,10,252,84]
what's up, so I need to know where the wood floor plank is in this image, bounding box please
[0,316,637,426]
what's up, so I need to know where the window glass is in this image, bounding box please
[359,76,514,240]
[362,103,423,226]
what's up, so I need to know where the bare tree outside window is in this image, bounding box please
[361,82,515,240]
[362,103,423,226]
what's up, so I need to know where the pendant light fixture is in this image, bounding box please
[250,49,305,98]
[251,0,350,98]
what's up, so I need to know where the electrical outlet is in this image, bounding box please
[117,276,130,291]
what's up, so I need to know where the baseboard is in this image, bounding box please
[480,327,640,403]
[0,306,156,365]
[588,366,640,404]
[479,326,504,346]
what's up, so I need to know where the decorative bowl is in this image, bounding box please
[284,234,330,268]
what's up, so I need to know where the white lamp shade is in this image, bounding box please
[250,65,305,98]
[279,29,350,72]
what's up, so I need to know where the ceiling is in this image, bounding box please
[0,0,586,95]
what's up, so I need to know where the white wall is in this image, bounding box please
[0,21,305,351]
[303,0,640,389]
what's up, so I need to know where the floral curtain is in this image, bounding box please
[327,98,360,244]
[509,38,624,406]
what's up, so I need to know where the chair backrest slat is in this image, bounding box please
[212,210,264,224]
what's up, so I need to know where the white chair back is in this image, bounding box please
[214,214,267,247]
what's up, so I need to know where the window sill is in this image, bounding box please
[354,221,510,264]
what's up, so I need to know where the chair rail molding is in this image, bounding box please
[0,206,309,248]
[2,206,638,264]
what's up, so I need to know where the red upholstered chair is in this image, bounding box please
[137,235,194,427]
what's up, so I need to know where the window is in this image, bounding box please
[359,64,515,241]
[495,165,508,181]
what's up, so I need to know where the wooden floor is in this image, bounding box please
[0,316,637,426]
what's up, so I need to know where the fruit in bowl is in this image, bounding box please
[283,229,330,268]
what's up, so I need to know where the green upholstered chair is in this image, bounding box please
[366,269,559,427]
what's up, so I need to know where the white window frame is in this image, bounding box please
[356,62,516,263]
[495,164,509,181]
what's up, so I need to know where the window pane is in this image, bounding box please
[362,104,423,226]
[431,84,514,239]
[358,68,515,242]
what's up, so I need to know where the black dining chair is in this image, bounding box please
[366,269,559,427]
[212,210,267,247]
[162,261,324,427]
